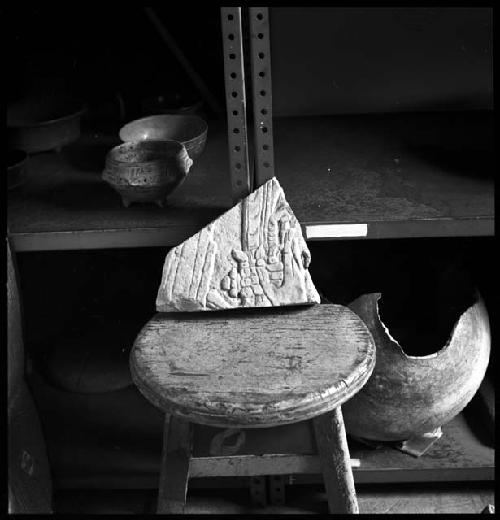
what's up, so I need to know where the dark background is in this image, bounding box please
[6,7,493,121]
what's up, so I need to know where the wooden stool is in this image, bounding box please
[130,304,375,514]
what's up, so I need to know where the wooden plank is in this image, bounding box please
[130,304,375,427]
[12,216,492,252]
[10,227,205,252]
[157,415,192,514]
[313,407,358,514]
[189,454,360,478]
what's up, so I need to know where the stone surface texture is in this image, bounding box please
[156,178,320,312]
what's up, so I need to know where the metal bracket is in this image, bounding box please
[249,476,267,507]
[249,7,275,188]
[268,475,286,506]
[221,7,252,202]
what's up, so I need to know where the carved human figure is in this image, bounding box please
[220,210,312,307]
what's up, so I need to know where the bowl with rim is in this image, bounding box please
[119,114,208,160]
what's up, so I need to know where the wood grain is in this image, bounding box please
[130,304,375,428]
[313,407,358,514]
[157,415,192,514]
[189,454,359,478]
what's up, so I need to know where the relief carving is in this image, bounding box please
[156,178,320,312]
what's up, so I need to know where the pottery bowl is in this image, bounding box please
[7,99,86,154]
[102,140,193,208]
[342,290,490,442]
[119,114,208,159]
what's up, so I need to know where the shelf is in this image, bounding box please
[274,111,494,240]
[30,370,493,489]
[8,111,494,251]
[8,123,233,252]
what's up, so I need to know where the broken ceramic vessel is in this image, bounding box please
[342,291,490,442]
[156,177,320,311]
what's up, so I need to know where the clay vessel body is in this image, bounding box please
[342,292,490,441]
[102,140,192,208]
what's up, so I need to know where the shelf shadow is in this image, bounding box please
[403,143,494,180]
[61,139,119,172]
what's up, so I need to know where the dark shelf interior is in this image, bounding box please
[17,237,495,488]
[8,111,494,250]
[273,111,493,239]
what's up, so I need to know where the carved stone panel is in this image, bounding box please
[156,178,320,312]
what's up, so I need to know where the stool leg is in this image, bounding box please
[313,406,359,514]
[158,414,192,514]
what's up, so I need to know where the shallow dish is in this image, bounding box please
[102,140,193,208]
[7,100,86,154]
[119,114,208,159]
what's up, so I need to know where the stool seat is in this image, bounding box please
[130,304,375,428]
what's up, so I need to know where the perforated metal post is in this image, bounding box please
[268,475,286,506]
[249,7,275,188]
[221,7,252,202]
[250,476,268,507]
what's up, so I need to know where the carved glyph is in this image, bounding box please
[156,177,320,311]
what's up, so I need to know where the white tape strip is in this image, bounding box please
[305,223,368,239]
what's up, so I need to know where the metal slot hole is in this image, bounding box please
[230,72,237,79]
[258,71,265,78]
[261,108,268,115]
[260,90,266,96]
[228,33,235,40]
[233,128,240,134]
[258,52,265,59]
[231,91,238,98]
[257,33,264,39]
[229,53,236,60]
[256,13,264,20]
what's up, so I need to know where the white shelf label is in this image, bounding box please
[305,223,368,239]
